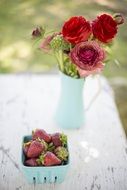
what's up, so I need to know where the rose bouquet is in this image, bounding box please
[32,13,124,129]
[32,13,124,78]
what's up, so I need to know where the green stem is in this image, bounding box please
[54,50,64,72]
[54,52,60,66]
[59,50,64,72]
[45,30,57,35]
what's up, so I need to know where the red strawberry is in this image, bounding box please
[38,151,61,166]
[51,133,67,147]
[23,141,32,156]
[32,129,51,143]
[27,140,45,158]
[25,158,38,166]
[51,133,62,147]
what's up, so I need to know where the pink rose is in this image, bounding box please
[70,41,105,77]
[40,33,59,52]
[40,35,54,52]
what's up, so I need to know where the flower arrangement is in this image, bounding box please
[32,13,124,78]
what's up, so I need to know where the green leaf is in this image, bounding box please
[60,133,67,147]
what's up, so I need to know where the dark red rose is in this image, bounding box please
[92,14,117,43]
[62,16,91,44]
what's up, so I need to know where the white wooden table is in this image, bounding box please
[0,74,127,190]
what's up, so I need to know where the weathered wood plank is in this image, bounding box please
[0,74,126,190]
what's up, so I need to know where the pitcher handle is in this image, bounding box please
[85,75,102,111]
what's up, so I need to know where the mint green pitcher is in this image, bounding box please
[55,73,85,129]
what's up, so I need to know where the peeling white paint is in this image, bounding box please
[0,74,126,190]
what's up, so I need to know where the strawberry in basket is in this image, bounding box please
[32,129,51,143]
[23,129,69,167]
[37,151,62,166]
[51,133,67,147]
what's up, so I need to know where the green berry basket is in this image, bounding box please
[21,135,70,184]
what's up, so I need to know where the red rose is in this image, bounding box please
[62,16,91,44]
[92,14,117,43]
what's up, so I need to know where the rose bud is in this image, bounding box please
[32,27,45,38]
[40,33,60,52]
[40,34,56,52]
[113,13,124,25]
[50,35,63,50]
[50,35,70,51]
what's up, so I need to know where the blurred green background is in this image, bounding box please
[0,0,127,134]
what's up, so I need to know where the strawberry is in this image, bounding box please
[23,141,32,156]
[51,133,62,147]
[37,151,61,166]
[51,133,67,147]
[54,146,69,161]
[32,129,51,143]
[37,138,48,151]
[27,140,45,158]
[25,158,38,166]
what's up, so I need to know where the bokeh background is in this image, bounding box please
[0,0,127,134]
